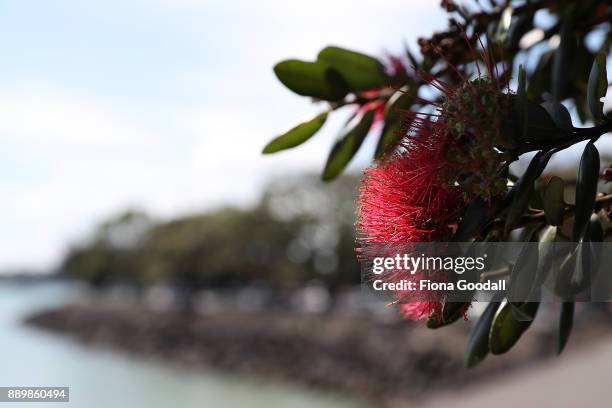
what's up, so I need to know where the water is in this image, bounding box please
[0,281,364,408]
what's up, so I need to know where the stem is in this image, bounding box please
[518,119,612,155]
[486,193,612,235]
[328,87,396,111]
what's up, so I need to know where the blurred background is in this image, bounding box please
[1,1,612,407]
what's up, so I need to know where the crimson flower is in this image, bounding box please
[358,41,510,320]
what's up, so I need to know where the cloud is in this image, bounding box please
[0,87,160,269]
[0,87,149,147]
[0,0,445,270]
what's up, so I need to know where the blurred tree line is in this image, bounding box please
[61,175,360,291]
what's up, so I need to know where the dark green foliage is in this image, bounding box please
[322,109,375,180]
[264,0,612,362]
[542,177,565,226]
[505,150,553,235]
[453,198,490,242]
[489,302,539,355]
[588,52,608,122]
[263,112,328,154]
[317,46,389,92]
[572,142,600,241]
[557,302,574,354]
[375,87,414,159]
[274,60,348,101]
[465,301,501,367]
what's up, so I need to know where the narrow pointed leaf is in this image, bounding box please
[535,226,558,288]
[552,19,575,103]
[453,198,490,242]
[524,101,559,140]
[510,302,536,322]
[465,301,501,368]
[541,102,574,132]
[322,109,375,181]
[508,239,539,303]
[555,240,598,299]
[375,88,414,159]
[543,176,565,226]
[383,86,414,119]
[587,52,608,122]
[588,217,604,243]
[572,142,600,241]
[570,218,605,293]
[557,301,574,354]
[489,301,539,354]
[274,59,348,101]
[529,187,544,211]
[263,112,328,154]
[555,247,580,298]
[375,122,401,160]
[505,150,553,234]
[317,46,389,91]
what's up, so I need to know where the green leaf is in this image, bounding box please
[322,109,375,181]
[555,246,583,298]
[587,52,608,122]
[317,46,389,92]
[273,59,348,101]
[543,176,565,226]
[554,240,597,298]
[426,302,468,329]
[508,239,539,303]
[505,150,553,235]
[489,301,539,354]
[529,187,544,211]
[375,87,414,160]
[262,112,328,154]
[405,45,419,69]
[535,226,558,287]
[572,142,600,241]
[383,86,414,119]
[557,301,574,355]
[567,210,603,293]
[511,95,561,143]
[465,301,501,368]
[510,302,536,322]
[575,94,590,124]
[453,198,490,242]
[588,217,604,243]
[375,122,401,160]
[552,19,575,103]
[524,101,559,140]
[541,102,574,132]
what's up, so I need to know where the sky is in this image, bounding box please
[0,0,449,271]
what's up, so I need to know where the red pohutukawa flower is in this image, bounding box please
[358,39,512,321]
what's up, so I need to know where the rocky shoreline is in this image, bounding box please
[25,302,612,407]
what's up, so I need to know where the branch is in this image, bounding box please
[486,193,612,236]
[518,119,612,155]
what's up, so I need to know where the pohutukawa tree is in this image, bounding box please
[263,0,612,366]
